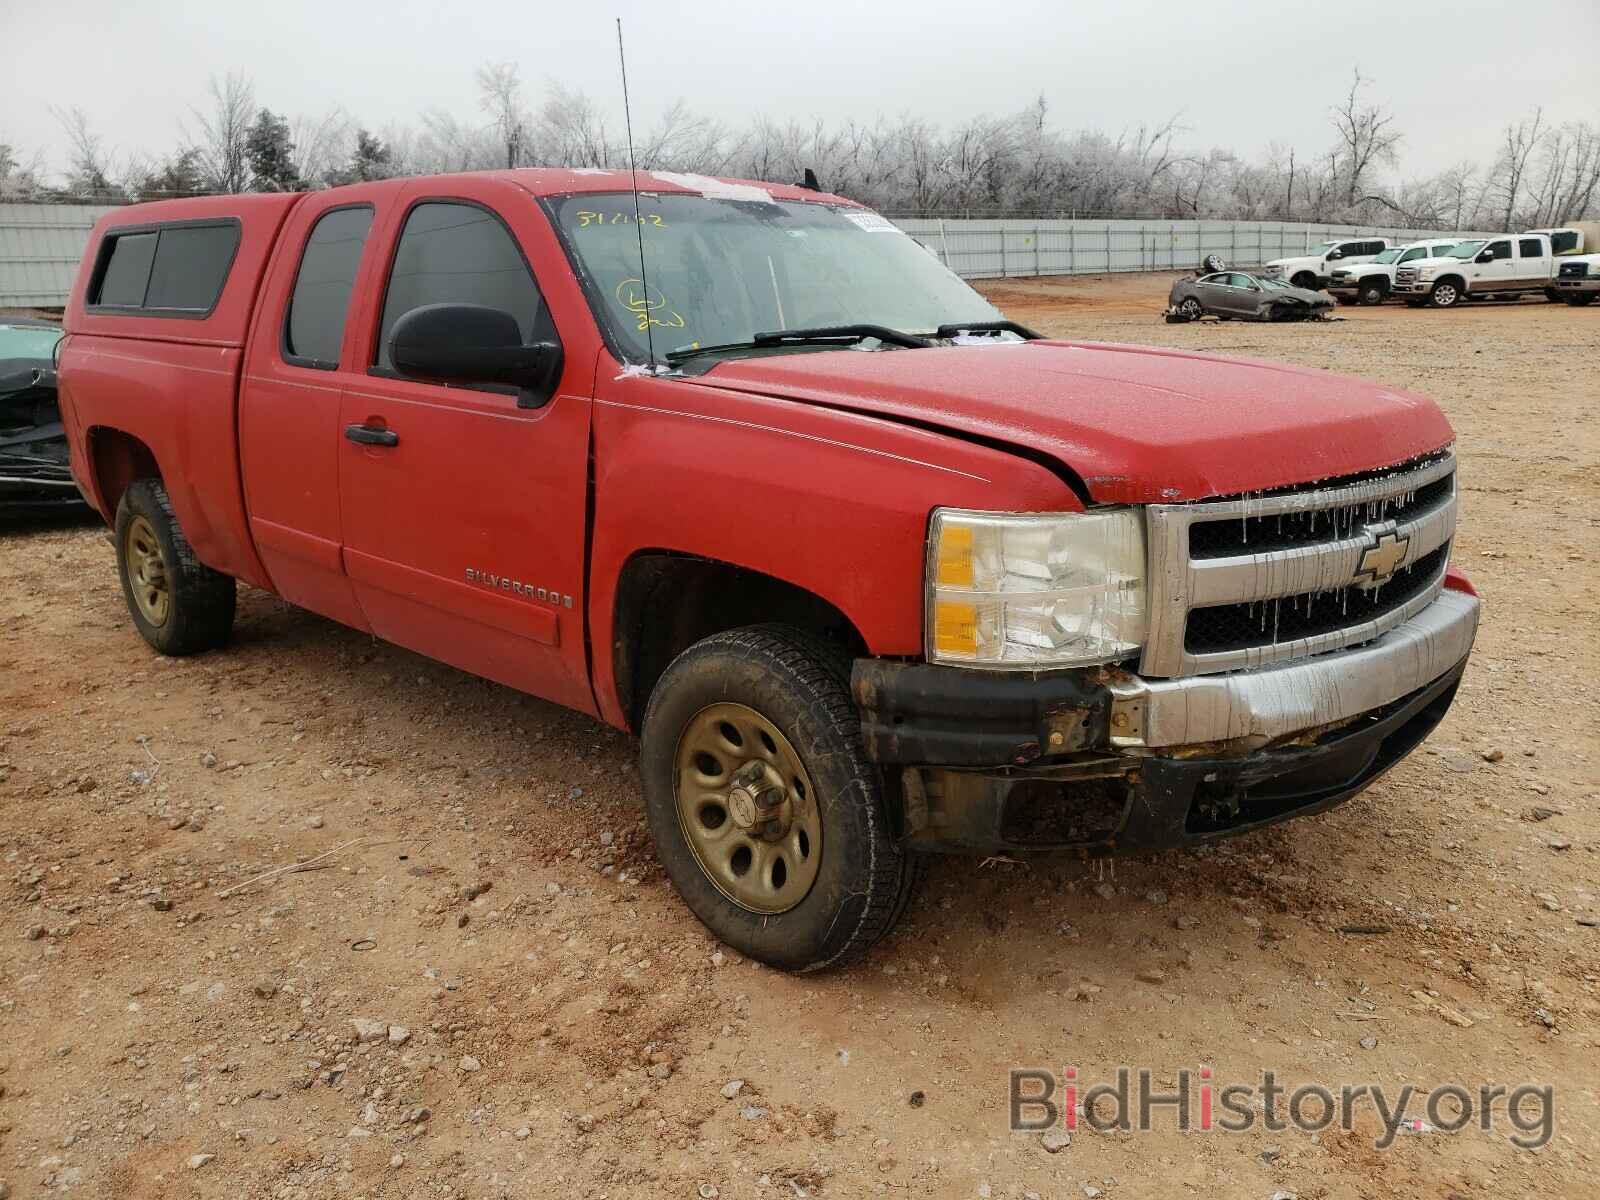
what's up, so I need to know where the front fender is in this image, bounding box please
[585,373,1079,727]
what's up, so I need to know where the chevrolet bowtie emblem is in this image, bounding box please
[1356,527,1410,585]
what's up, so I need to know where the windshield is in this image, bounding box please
[0,323,64,361]
[1373,249,1404,264]
[1309,241,1339,254]
[548,192,998,361]
[1442,241,1485,259]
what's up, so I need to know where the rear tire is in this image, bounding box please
[114,479,236,655]
[640,625,916,971]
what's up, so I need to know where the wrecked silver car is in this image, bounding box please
[1167,271,1335,322]
[1,320,81,513]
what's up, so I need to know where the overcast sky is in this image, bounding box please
[5,0,1598,183]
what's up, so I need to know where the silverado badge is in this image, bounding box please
[1355,527,1410,586]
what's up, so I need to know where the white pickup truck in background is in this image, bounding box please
[1553,253,1600,304]
[1528,223,1600,302]
[1393,234,1554,308]
[1328,238,1463,305]
[1262,237,1390,290]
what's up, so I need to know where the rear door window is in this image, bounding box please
[284,206,375,369]
[374,201,550,371]
[1518,238,1544,258]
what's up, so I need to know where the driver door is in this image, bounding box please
[337,180,598,714]
[1220,273,1261,315]
[1193,273,1233,314]
[1478,240,1515,291]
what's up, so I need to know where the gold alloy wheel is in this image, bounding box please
[673,702,823,915]
[124,515,171,627]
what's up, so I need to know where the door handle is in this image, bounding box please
[345,423,398,447]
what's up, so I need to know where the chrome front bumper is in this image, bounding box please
[1107,588,1479,749]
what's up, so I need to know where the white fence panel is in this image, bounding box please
[0,204,115,307]
[893,217,1494,280]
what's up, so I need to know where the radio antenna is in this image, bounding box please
[616,18,657,372]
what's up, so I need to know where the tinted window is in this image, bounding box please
[1518,238,1543,258]
[1226,273,1257,288]
[1400,248,1427,262]
[285,207,374,369]
[91,222,239,313]
[376,202,544,370]
[144,225,239,310]
[1549,230,1579,254]
[94,232,158,307]
[1485,241,1511,259]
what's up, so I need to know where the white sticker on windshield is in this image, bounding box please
[842,211,901,233]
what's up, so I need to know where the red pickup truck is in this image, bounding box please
[58,170,1479,970]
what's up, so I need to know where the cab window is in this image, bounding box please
[284,206,374,370]
[374,201,553,372]
[1484,241,1511,260]
[1518,238,1544,258]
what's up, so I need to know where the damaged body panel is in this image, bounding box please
[1167,272,1334,323]
[0,321,81,512]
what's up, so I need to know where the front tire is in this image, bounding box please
[1428,281,1462,308]
[1357,280,1387,306]
[1290,272,1318,290]
[114,479,236,655]
[640,625,916,971]
[1568,294,1595,306]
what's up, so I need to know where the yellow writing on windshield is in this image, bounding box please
[614,278,686,333]
[577,211,666,229]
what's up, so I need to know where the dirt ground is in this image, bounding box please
[2,274,1596,1200]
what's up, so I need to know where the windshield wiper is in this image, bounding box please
[665,324,930,365]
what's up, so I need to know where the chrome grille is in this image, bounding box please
[1141,451,1457,677]
[1396,267,1419,284]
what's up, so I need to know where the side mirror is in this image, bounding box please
[389,303,562,403]
[1326,249,1343,260]
[1475,251,1494,263]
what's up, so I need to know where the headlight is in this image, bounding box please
[1417,267,1437,280]
[926,508,1147,668]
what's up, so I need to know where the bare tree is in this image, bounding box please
[291,109,351,186]
[476,62,531,168]
[536,82,612,167]
[51,106,120,197]
[1329,69,1402,207]
[187,72,256,193]
[1489,108,1545,230]
[0,140,47,199]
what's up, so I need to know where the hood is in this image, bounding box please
[1402,256,1462,269]
[1273,286,1332,304]
[686,341,1454,503]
